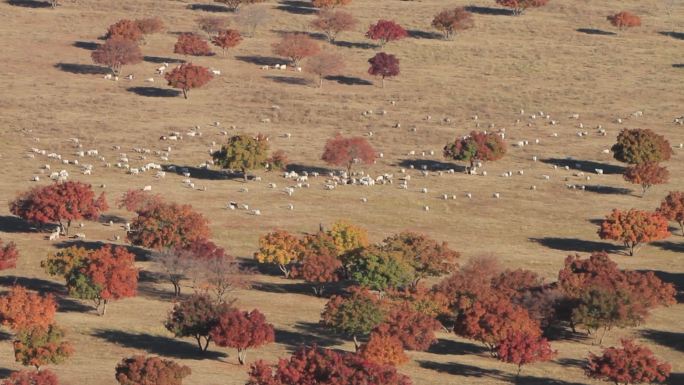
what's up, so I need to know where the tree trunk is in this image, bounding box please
[195,336,203,352]
[381,77,385,88]
[100,299,108,316]
[516,365,522,378]
[353,335,360,352]
[242,167,248,181]
[182,88,188,99]
[278,264,290,278]
[679,221,683,236]
[238,349,247,365]
[319,75,323,88]
[203,337,211,352]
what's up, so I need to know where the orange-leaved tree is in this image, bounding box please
[496,331,556,377]
[174,33,213,56]
[165,63,214,99]
[657,191,684,236]
[211,29,242,55]
[0,286,56,332]
[9,181,108,235]
[608,12,642,31]
[0,238,19,272]
[432,7,474,40]
[358,332,408,366]
[598,209,670,256]
[311,10,357,43]
[623,162,669,197]
[321,134,376,174]
[105,19,143,42]
[586,339,671,385]
[272,34,320,67]
[254,229,304,278]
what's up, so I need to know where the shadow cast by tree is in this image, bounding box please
[0,276,63,292]
[638,269,684,302]
[418,360,587,384]
[127,87,181,98]
[7,0,51,8]
[332,40,377,50]
[92,329,227,359]
[0,215,34,233]
[235,55,284,66]
[164,164,238,180]
[407,30,442,40]
[187,3,231,13]
[653,241,684,253]
[276,1,317,15]
[253,280,350,298]
[576,28,616,36]
[275,322,343,353]
[640,330,684,353]
[555,358,585,369]
[667,372,683,385]
[659,31,684,40]
[57,296,94,313]
[0,330,11,342]
[266,76,309,86]
[0,368,13,380]
[465,6,515,16]
[272,29,326,41]
[54,63,110,75]
[143,56,185,64]
[73,41,101,51]
[325,75,372,86]
[427,338,487,355]
[583,185,632,195]
[396,159,465,172]
[528,237,622,253]
[541,158,625,175]
[673,64,684,68]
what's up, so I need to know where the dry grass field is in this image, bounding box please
[0,0,682,384]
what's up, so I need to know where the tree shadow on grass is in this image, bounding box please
[396,159,465,172]
[332,40,377,50]
[640,330,684,353]
[667,373,683,385]
[54,63,110,75]
[427,338,487,355]
[143,56,185,64]
[0,276,63,293]
[266,75,309,86]
[272,29,327,41]
[325,75,372,86]
[673,64,684,68]
[275,322,343,353]
[513,375,587,385]
[0,215,34,233]
[0,330,12,342]
[235,55,283,66]
[653,240,684,253]
[7,0,51,8]
[57,296,94,313]
[127,87,181,98]
[639,269,684,302]
[555,358,585,369]
[73,41,101,51]
[583,185,632,195]
[576,28,616,36]
[464,5,514,16]
[165,164,237,180]
[528,237,622,253]
[659,31,684,40]
[407,29,443,40]
[540,158,625,175]
[276,1,317,15]
[0,368,12,380]
[418,360,506,378]
[253,280,350,298]
[92,328,226,360]
[187,3,230,12]
[137,270,176,302]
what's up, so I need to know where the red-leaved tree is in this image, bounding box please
[0,239,19,271]
[247,345,413,385]
[432,7,474,40]
[165,294,234,352]
[210,309,275,365]
[608,12,642,31]
[211,29,242,56]
[376,303,441,351]
[197,16,230,36]
[292,241,342,296]
[165,63,214,99]
[311,10,357,42]
[127,198,211,249]
[105,19,143,42]
[272,34,320,66]
[174,33,213,56]
[115,355,191,385]
[321,134,377,174]
[623,162,669,197]
[9,181,108,235]
[0,286,56,332]
[135,17,165,36]
[444,130,507,169]
[358,332,408,366]
[92,37,143,75]
[496,0,549,16]
[368,52,399,88]
[1,369,60,385]
[496,331,555,377]
[598,209,670,256]
[586,339,671,385]
[658,191,684,236]
[366,20,407,47]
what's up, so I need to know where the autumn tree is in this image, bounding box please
[382,232,460,285]
[367,52,400,88]
[327,220,369,256]
[607,12,642,31]
[212,134,270,179]
[235,5,270,37]
[495,0,549,15]
[174,33,213,56]
[346,245,416,291]
[165,294,233,352]
[586,340,671,385]
[305,51,345,88]
[571,287,641,343]
[266,149,288,171]
[292,238,342,296]
[91,38,143,75]
[598,209,670,256]
[9,181,108,235]
[444,130,507,169]
[211,29,242,55]
[127,199,210,250]
[359,332,408,366]
[657,191,684,235]
[312,0,352,8]
[611,128,672,165]
[321,134,376,174]
[105,19,143,42]
[115,355,191,385]
[491,269,544,300]
[366,20,407,47]
[377,302,441,351]
[433,255,502,312]
[165,63,213,98]
[272,34,320,66]
[247,345,412,385]
[623,162,669,197]
[191,252,248,303]
[151,248,195,297]
[42,246,89,279]
[210,309,274,365]
[13,325,73,370]
[66,245,138,316]
[432,7,474,40]
[136,17,165,37]
[385,284,450,319]
[197,16,230,36]
[214,0,265,12]
[311,10,357,42]
[496,331,555,377]
[1,370,60,385]
[0,286,56,333]
[254,230,304,277]
[0,239,19,272]
[321,287,385,350]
